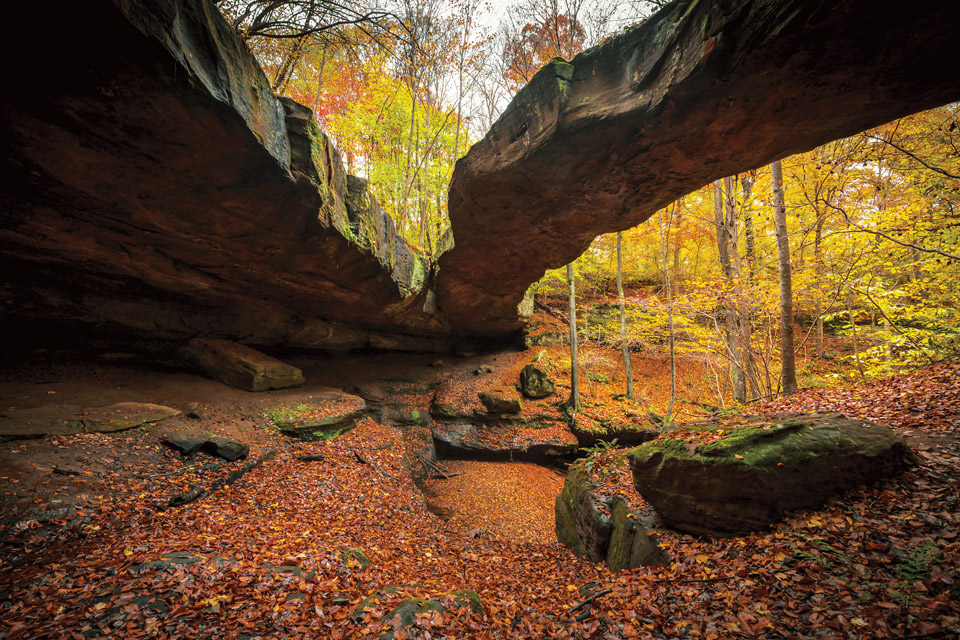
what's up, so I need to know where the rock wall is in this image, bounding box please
[0,0,445,353]
[439,0,960,335]
[3,0,960,352]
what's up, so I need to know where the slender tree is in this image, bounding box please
[616,231,634,400]
[714,180,746,402]
[657,208,677,420]
[566,261,580,411]
[771,159,797,395]
[724,175,761,400]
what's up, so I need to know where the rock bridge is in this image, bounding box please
[2,0,959,353]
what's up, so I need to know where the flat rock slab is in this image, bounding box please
[206,436,249,462]
[81,402,181,433]
[271,391,367,440]
[628,412,919,537]
[0,404,85,442]
[0,402,179,441]
[163,436,207,456]
[179,338,304,392]
[432,375,559,427]
[432,422,577,459]
[478,387,522,414]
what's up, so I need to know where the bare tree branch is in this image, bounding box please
[865,133,960,180]
[822,201,960,261]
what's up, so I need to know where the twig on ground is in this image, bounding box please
[568,588,613,614]
[414,450,450,479]
[350,448,394,480]
[655,575,738,585]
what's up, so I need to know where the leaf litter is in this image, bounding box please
[0,360,958,639]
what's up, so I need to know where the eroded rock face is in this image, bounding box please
[569,414,659,448]
[4,0,960,350]
[627,413,919,537]
[432,422,578,460]
[1,0,445,353]
[555,465,668,570]
[438,0,960,335]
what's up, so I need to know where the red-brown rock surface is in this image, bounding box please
[1,0,443,353]
[439,0,960,335]
[3,0,960,351]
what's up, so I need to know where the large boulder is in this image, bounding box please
[555,465,668,570]
[519,364,555,399]
[178,338,304,392]
[628,412,919,537]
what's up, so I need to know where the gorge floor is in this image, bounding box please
[0,351,957,639]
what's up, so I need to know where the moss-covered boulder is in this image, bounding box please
[340,548,370,570]
[519,364,555,399]
[628,412,919,537]
[555,465,667,570]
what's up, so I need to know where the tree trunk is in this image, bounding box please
[566,262,580,411]
[815,214,825,357]
[616,232,634,400]
[740,172,757,281]
[726,177,761,400]
[401,80,418,235]
[714,180,746,403]
[771,159,797,395]
[658,211,677,421]
[848,295,866,379]
[420,93,433,250]
[272,34,309,94]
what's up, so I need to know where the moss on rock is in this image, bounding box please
[628,412,919,536]
[555,463,667,570]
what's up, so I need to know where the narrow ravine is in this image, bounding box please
[421,460,565,544]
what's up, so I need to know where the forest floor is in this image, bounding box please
[0,326,957,639]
